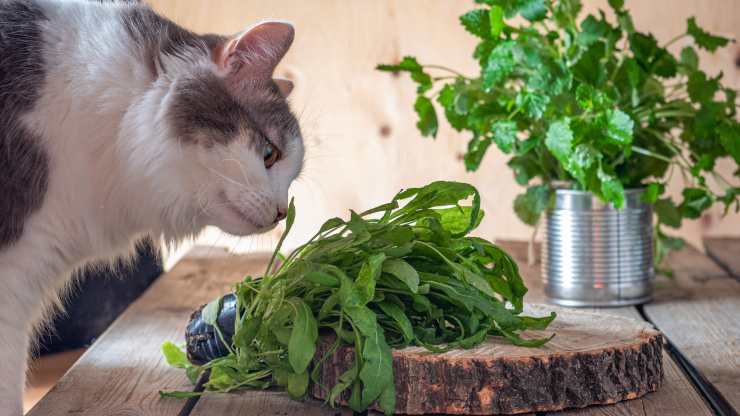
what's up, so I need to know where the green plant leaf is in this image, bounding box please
[719,122,740,164]
[414,96,439,137]
[680,188,713,218]
[287,371,309,399]
[679,46,699,72]
[605,109,634,146]
[514,184,551,226]
[201,297,223,327]
[483,41,516,91]
[382,258,420,293]
[687,17,730,52]
[460,9,491,38]
[654,198,682,228]
[377,301,414,344]
[545,118,573,165]
[597,167,625,208]
[288,300,318,374]
[491,120,518,153]
[356,253,387,304]
[161,342,190,369]
[642,183,664,204]
[687,71,719,103]
[489,5,505,37]
[376,56,433,93]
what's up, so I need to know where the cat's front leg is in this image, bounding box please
[0,297,32,416]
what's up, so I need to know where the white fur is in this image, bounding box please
[0,2,303,414]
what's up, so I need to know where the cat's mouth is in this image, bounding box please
[216,191,273,233]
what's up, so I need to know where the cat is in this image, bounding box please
[0,0,304,413]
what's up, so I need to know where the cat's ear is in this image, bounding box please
[274,78,294,97]
[216,21,294,80]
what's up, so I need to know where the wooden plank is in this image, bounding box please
[191,390,351,416]
[705,237,740,280]
[499,241,714,416]
[28,248,270,416]
[642,245,740,412]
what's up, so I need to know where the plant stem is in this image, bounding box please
[663,33,688,48]
[423,64,468,77]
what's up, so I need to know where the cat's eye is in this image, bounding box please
[263,141,280,168]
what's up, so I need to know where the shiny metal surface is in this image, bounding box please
[542,189,654,307]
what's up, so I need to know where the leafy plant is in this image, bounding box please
[378,0,739,270]
[161,181,555,414]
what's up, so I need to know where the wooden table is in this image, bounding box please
[28,240,740,416]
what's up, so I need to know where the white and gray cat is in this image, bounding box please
[0,0,304,413]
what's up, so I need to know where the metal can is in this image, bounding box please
[542,188,654,307]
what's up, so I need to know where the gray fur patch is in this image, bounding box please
[121,5,301,154]
[120,5,223,76]
[169,72,301,152]
[0,0,50,249]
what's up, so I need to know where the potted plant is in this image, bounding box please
[378,0,739,305]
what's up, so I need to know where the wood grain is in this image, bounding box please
[144,0,740,257]
[642,245,740,412]
[312,306,663,415]
[500,241,714,416]
[704,237,740,280]
[27,248,269,416]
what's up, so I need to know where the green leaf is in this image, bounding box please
[687,71,719,103]
[304,271,339,287]
[545,118,573,165]
[376,56,433,93]
[679,46,699,72]
[414,96,439,137]
[288,300,318,374]
[483,41,516,91]
[464,135,492,172]
[597,167,625,208]
[201,297,223,327]
[438,205,484,235]
[460,9,491,38]
[654,198,682,228]
[382,258,420,293]
[287,371,309,399]
[489,5,505,37]
[565,144,598,185]
[162,342,190,369]
[513,184,551,226]
[356,253,387,304]
[687,17,730,52]
[680,188,713,218]
[719,122,740,164]
[642,183,664,204]
[377,301,414,344]
[490,120,518,153]
[607,0,624,10]
[605,109,634,145]
[515,90,550,119]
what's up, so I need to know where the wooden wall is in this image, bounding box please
[146,0,740,260]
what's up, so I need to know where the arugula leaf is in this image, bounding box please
[288,300,318,374]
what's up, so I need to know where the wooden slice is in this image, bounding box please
[311,304,664,415]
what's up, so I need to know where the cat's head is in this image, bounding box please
[148,21,304,237]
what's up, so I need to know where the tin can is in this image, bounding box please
[542,188,654,307]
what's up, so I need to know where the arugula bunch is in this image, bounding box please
[162,181,554,414]
[378,0,739,269]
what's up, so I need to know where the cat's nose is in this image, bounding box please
[274,209,287,223]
